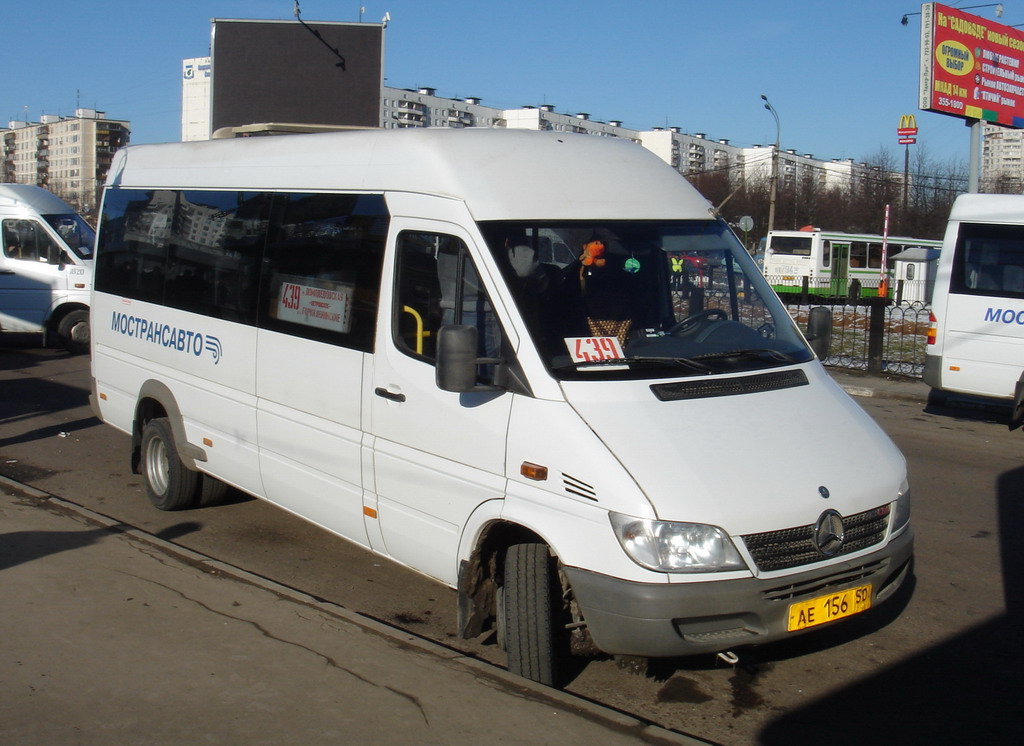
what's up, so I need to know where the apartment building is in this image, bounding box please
[1,109,130,216]
[982,123,1024,191]
[379,86,863,196]
[180,60,866,202]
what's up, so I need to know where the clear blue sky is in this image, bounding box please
[2,1,1013,167]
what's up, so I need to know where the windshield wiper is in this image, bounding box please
[553,356,716,374]
[693,348,800,365]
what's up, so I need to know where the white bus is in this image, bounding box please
[0,184,95,351]
[90,129,912,685]
[924,194,1024,424]
[764,228,942,300]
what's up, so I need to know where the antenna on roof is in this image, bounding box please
[293,1,346,70]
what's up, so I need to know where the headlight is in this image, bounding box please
[892,482,911,533]
[609,512,746,573]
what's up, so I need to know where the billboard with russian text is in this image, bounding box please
[919,3,1024,128]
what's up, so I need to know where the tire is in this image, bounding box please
[57,309,89,354]
[140,418,200,511]
[502,543,559,686]
[196,474,229,508]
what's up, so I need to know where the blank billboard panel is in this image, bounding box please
[211,19,383,133]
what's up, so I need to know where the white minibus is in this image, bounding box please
[89,129,912,685]
[925,193,1024,425]
[0,183,95,351]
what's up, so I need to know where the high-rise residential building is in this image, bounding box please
[1,109,130,216]
[982,124,1024,192]
[180,59,867,206]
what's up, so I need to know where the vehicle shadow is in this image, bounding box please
[924,389,1012,425]
[757,465,1024,744]
[0,415,99,449]
[0,519,202,572]
[0,355,95,447]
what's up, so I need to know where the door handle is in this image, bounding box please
[374,387,406,403]
[0,269,15,275]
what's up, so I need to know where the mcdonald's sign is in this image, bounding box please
[898,114,918,144]
[898,114,918,136]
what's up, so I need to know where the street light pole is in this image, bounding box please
[761,94,780,233]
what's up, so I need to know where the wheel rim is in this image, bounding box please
[69,321,89,344]
[145,435,170,496]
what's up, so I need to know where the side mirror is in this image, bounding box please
[806,306,832,360]
[436,325,504,393]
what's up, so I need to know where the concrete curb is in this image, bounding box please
[0,473,710,746]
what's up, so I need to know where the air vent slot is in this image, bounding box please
[562,473,597,501]
[650,369,808,401]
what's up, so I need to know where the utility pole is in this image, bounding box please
[761,95,780,233]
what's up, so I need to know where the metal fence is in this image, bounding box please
[769,276,932,378]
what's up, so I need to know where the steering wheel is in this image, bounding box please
[668,308,728,336]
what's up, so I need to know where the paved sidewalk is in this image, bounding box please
[0,485,702,746]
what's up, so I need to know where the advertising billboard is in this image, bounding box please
[211,19,383,135]
[919,3,1024,128]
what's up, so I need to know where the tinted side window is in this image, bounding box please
[952,223,1024,298]
[259,193,388,352]
[96,189,267,323]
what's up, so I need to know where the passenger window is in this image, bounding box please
[2,219,61,264]
[849,242,867,269]
[261,193,388,352]
[394,231,501,383]
[95,189,268,322]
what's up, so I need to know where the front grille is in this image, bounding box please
[762,560,887,603]
[742,505,891,572]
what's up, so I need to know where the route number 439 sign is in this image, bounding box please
[565,336,625,364]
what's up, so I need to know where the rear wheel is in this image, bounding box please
[141,418,200,511]
[502,543,560,686]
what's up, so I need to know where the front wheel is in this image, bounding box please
[141,418,200,511]
[57,309,89,354]
[502,543,560,686]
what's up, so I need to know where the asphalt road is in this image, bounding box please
[1,339,1021,745]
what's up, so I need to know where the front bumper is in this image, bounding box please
[564,527,913,658]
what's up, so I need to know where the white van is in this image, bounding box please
[925,194,1024,424]
[89,129,912,685]
[0,184,95,351]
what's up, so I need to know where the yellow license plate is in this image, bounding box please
[787,584,872,632]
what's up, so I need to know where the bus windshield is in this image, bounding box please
[480,220,814,380]
[768,235,812,255]
[43,213,95,259]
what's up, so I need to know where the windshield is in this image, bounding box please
[480,220,813,380]
[43,213,95,259]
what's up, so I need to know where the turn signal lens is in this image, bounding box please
[520,462,548,481]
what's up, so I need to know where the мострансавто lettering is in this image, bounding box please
[984,307,1024,325]
[110,311,222,363]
